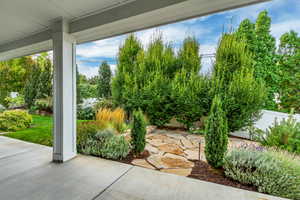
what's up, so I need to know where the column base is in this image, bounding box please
[53,152,77,163]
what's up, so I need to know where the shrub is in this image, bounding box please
[131,109,147,154]
[205,95,228,168]
[0,110,32,131]
[258,113,300,154]
[211,34,266,132]
[224,67,266,131]
[171,71,211,129]
[224,147,300,200]
[141,72,175,127]
[77,106,95,120]
[83,128,130,160]
[77,121,104,153]
[35,97,53,112]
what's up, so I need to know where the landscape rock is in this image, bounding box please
[147,139,165,147]
[160,168,192,176]
[147,155,165,169]
[145,144,159,154]
[180,138,195,149]
[185,149,199,161]
[131,159,156,170]
[157,144,184,156]
[161,153,194,168]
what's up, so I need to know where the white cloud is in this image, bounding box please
[76,36,124,58]
[271,19,300,40]
[200,44,217,55]
[77,64,98,78]
[77,62,117,78]
[136,23,210,48]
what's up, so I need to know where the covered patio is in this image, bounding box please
[0,0,284,199]
[0,0,268,163]
[0,136,286,200]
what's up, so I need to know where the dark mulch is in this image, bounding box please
[188,160,257,192]
[119,150,150,165]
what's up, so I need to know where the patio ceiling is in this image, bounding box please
[0,0,268,61]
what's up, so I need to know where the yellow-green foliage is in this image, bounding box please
[96,107,125,133]
[0,110,32,131]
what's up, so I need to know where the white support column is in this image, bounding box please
[52,19,77,162]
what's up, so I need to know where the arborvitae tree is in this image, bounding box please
[212,34,266,132]
[97,61,112,99]
[177,37,201,74]
[112,34,142,106]
[131,109,147,154]
[235,19,255,51]
[213,34,252,86]
[278,31,300,113]
[205,95,228,168]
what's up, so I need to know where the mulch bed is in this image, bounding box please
[188,160,257,192]
[119,150,257,192]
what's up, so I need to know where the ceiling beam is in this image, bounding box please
[0,0,270,61]
[69,0,188,34]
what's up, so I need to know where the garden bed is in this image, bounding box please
[188,160,256,192]
[119,127,260,192]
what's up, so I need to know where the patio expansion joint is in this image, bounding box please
[90,165,135,200]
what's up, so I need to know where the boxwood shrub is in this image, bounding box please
[0,110,32,131]
[224,146,300,199]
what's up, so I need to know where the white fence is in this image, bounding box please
[231,110,300,139]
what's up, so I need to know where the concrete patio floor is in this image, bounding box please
[0,136,287,200]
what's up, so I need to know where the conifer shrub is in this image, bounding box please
[211,34,266,132]
[131,109,147,154]
[205,95,228,168]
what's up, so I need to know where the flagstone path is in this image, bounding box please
[130,126,259,176]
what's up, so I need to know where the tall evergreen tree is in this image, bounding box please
[112,34,142,105]
[212,34,266,132]
[97,61,112,98]
[177,36,201,74]
[205,95,228,168]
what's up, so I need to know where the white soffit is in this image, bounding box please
[0,0,269,60]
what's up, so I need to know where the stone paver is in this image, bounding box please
[157,143,184,156]
[131,127,260,177]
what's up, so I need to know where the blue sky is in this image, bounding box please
[76,0,300,78]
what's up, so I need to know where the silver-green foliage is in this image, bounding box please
[224,147,300,199]
[83,128,130,160]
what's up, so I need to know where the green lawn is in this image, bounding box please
[4,115,86,147]
[5,115,53,146]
